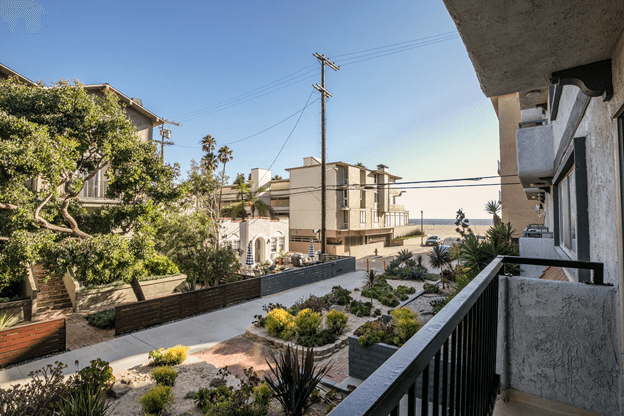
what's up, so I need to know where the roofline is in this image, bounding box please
[83,84,163,126]
[0,63,38,87]
[286,161,402,179]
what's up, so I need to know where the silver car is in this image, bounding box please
[425,235,443,246]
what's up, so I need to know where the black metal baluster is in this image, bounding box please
[434,350,441,416]
[422,363,430,416]
[391,404,399,416]
[443,338,449,416]
[456,321,464,416]
[476,293,484,416]
[409,382,416,416]
[461,311,470,416]
[449,329,457,416]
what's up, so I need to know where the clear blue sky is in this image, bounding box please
[1,0,501,220]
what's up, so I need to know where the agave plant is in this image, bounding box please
[397,249,413,265]
[0,313,19,330]
[265,345,331,416]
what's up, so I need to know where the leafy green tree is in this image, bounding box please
[0,78,182,300]
[233,180,274,218]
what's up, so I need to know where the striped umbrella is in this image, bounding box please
[308,239,315,258]
[246,242,254,266]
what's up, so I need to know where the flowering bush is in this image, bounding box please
[265,308,295,339]
[149,345,190,366]
[390,308,420,343]
[325,310,349,334]
[294,308,322,336]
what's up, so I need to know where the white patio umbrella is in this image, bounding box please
[308,239,315,258]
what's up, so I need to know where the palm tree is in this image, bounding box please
[272,174,283,180]
[200,134,218,172]
[363,270,378,304]
[233,180,274,218]
[428,245,453,287]
[485,200,502,226]
[355,162,365,167]
[217,145,233,211]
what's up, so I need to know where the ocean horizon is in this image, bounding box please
[409,218,493,226]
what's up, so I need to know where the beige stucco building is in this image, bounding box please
[286,157,409,255]
[492,94,542,232]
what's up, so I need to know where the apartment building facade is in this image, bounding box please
[287,157,409,255]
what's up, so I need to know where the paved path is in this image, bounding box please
[0,270,368,388]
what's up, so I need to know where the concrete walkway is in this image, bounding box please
[0,270,369,388]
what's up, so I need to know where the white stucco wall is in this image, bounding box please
[219,218,289,264]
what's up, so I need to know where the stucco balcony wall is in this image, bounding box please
[516,124,554,189]
[518,237,557,278]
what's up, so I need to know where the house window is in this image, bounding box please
[374,212,378,223]
[342,189,348,207]
[558,168,577,254]
[271,238,277,253]
[343,210,349,226]
[278,237,285,252]
[360,211,366,224]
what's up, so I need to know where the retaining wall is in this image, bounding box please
[260,256,356,296]
[73,274,187,311]
[0,299,32,322]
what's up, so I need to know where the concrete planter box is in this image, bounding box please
[245,324,349,362]
[0,298,32,322]
[348,335,398,380]
[73,274,187,311]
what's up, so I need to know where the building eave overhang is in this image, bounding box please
[83,84,163,126]
[0,63,38,87]
[442,0,624,97]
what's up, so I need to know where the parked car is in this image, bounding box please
[425,235,443,246]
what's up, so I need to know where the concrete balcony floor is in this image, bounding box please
[493,390,604,416]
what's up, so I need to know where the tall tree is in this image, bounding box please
[217,145,233,213]
[0,79,183,300]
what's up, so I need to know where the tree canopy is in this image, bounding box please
[0,78,183,296]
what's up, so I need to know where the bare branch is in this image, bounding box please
[0,202,18,210]
[33,186,92,240]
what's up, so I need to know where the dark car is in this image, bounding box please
[425,235,443,246]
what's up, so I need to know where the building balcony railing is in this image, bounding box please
[330,256,609,416]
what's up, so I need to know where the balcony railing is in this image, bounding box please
[79,180,109,199]
[330,256,606,416]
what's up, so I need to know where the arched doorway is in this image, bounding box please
[255,237,265,263]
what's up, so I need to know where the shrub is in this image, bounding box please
[193,367,270,415]
[301,295,329,313]
[390,308,420,344]
[355,321,388,347]
[143,254,180,277]
[77,358,115,394]
[265,345,332,416]
[294,308,322,336]
[55,384,111,416]
[87,309,115,330]
[139,385,173,415]
[149,345,190,366]
[152,366,178,387]
[265,308,296,339]
[349,300,372,317]
[325,310,348,334]
[322,286,352,306]
[297,329,336,347]
[424,283,439,293]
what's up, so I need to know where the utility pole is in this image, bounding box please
[150,119,181,162]
[313,52,339,255]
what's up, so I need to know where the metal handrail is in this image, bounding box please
[500,256,605,285]
[331,258,504,416]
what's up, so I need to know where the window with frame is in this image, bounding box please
[278,237,285,252]
[270,238,277,253]
[360,211,366,224]
[374,212,378,223]
[342,189,348,207]
[343,210,349,226]
[558,168,577,255]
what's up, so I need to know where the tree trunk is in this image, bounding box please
[129,276,146,301]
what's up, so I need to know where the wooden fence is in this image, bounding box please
[115,277,261,335]
[0,318,66,368]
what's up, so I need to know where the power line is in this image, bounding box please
[170,98,319,149]
[330,31,458,59]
